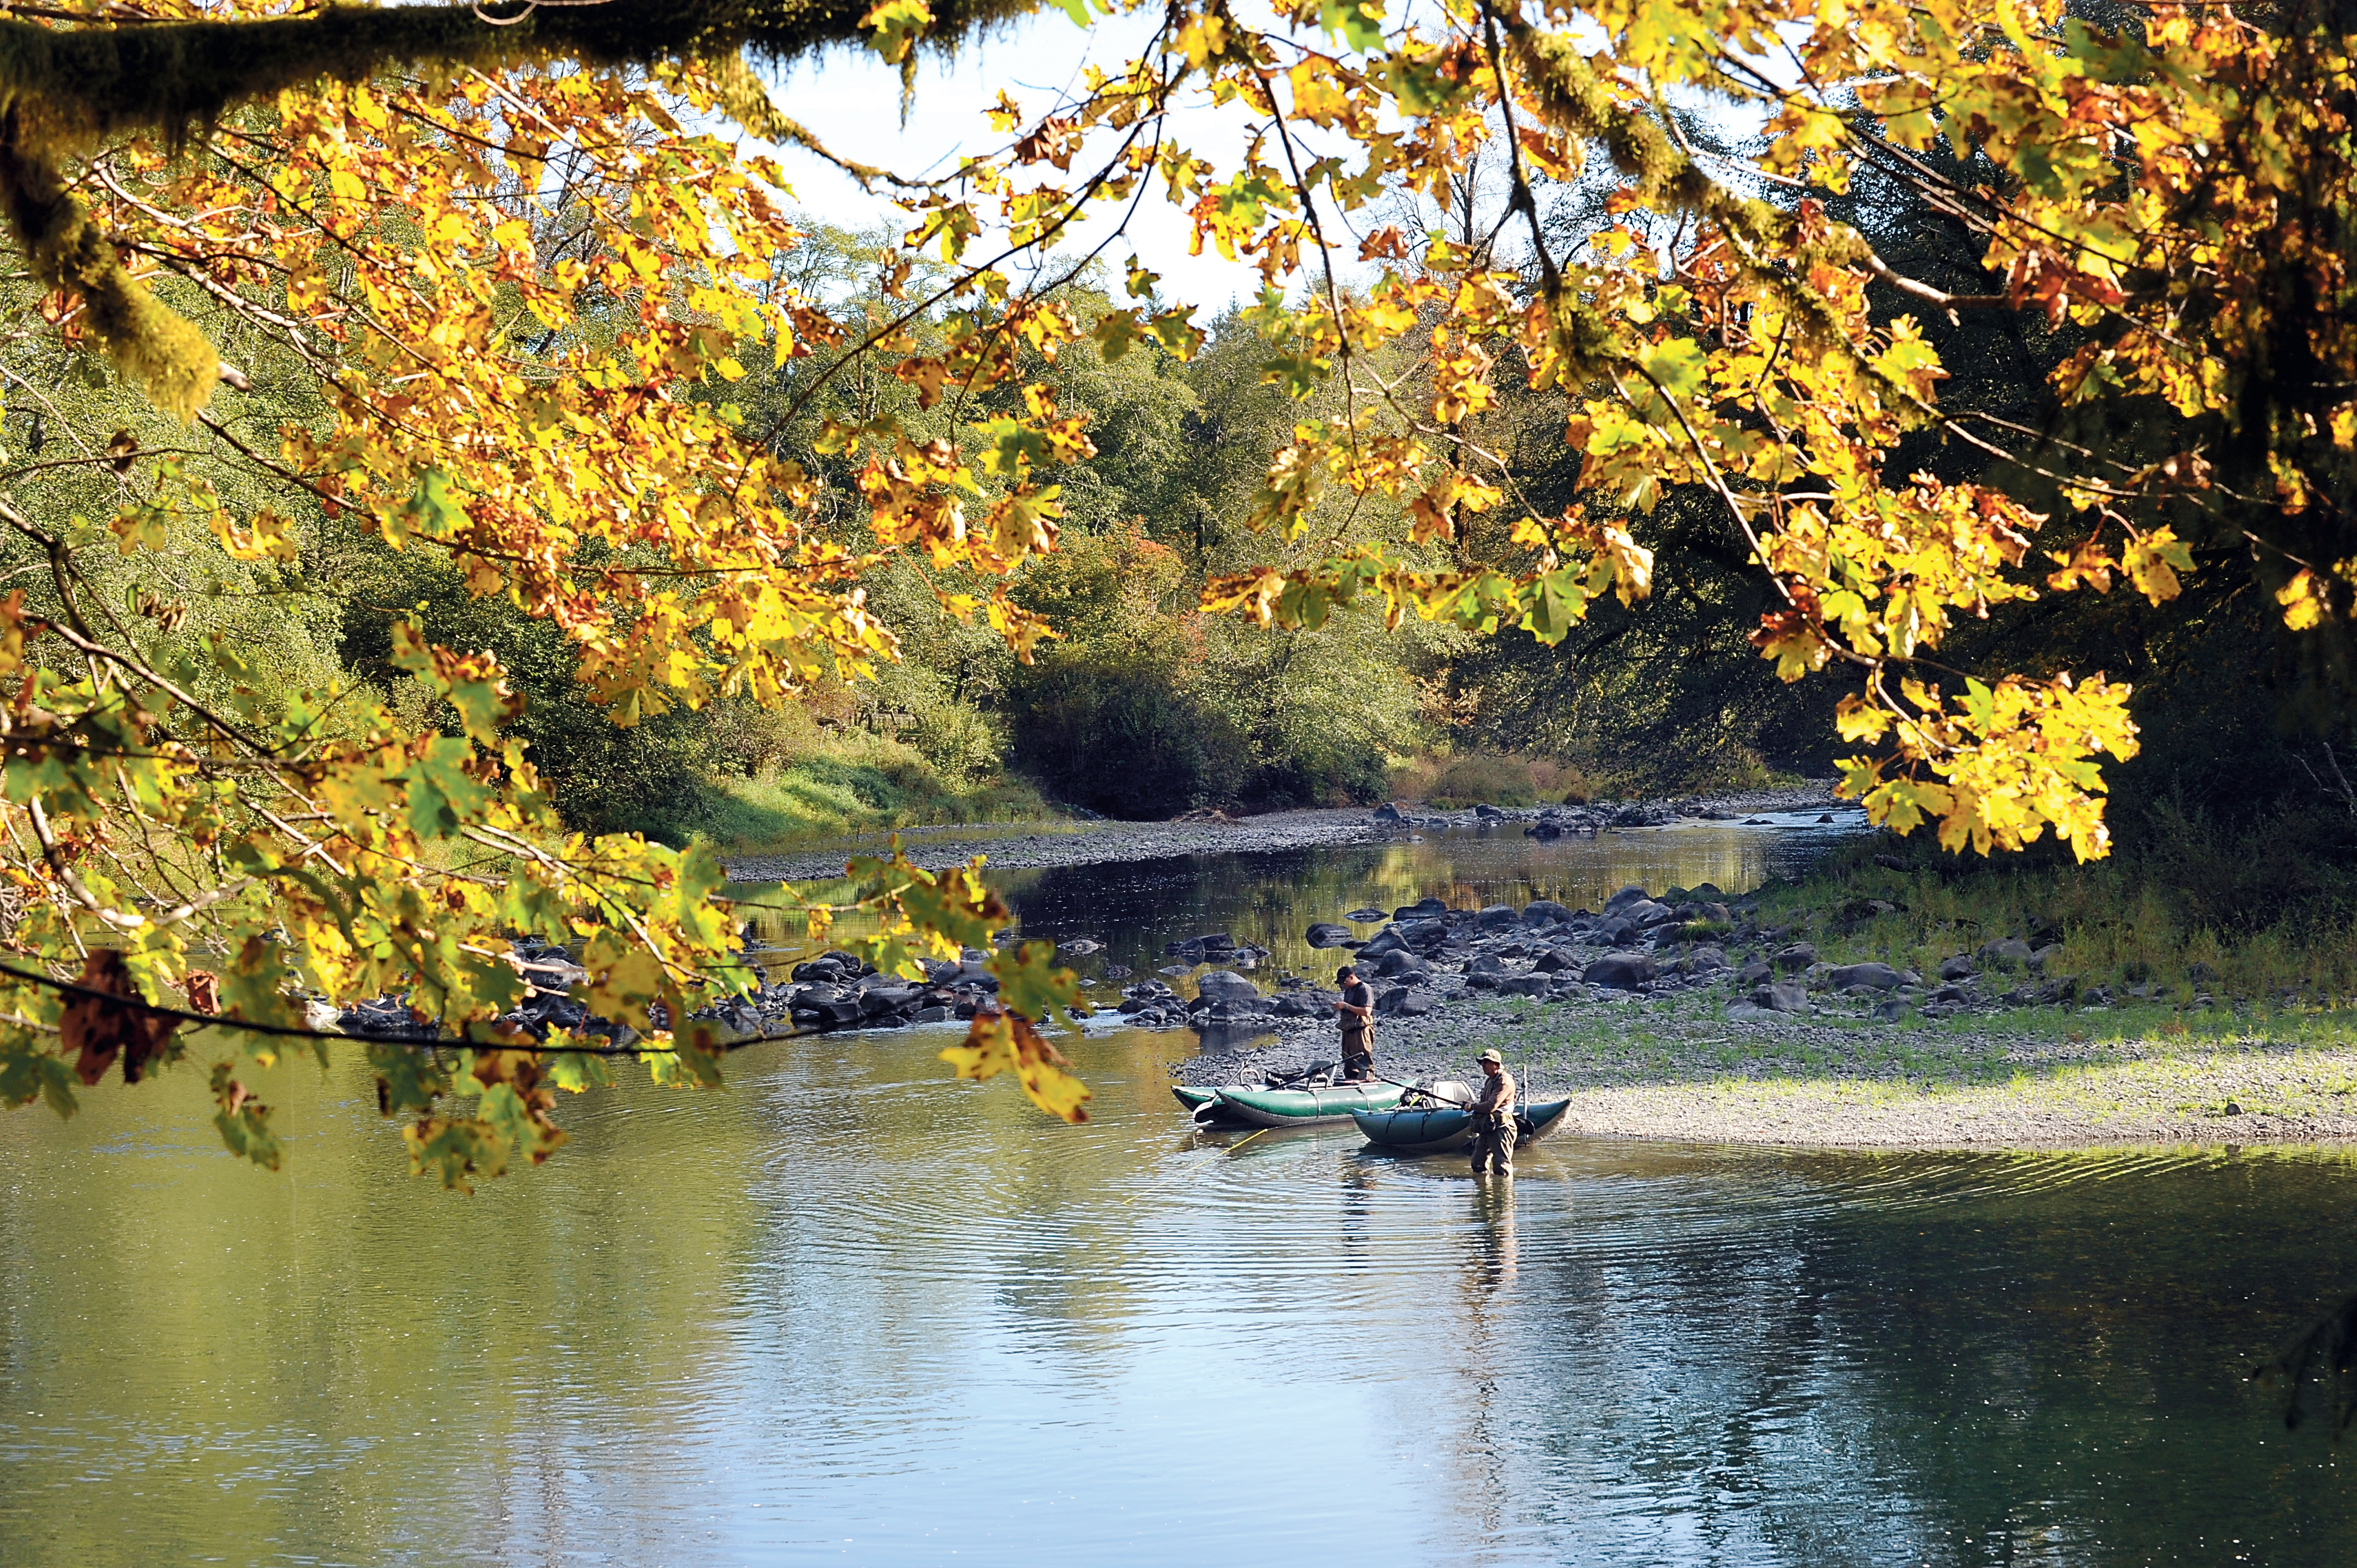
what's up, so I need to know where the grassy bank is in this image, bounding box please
[637,737,1061,854]
[1746,810,2357,1010]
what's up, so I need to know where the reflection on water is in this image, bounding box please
[2,1023,2354,1566]
[744,812,1869,980]
[4,817,2355,1565]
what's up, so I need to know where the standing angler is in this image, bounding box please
[1469,1049,1517,1179]
[1334,964,1375,1081]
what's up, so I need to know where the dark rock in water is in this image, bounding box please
[1583,953,1658,989]
[1159,964,1195,977]
[860,985,923,1015]
[1497,974,1550,997]
[1828,962,1904,991]
[1521,899,1574,925]
[1749,981,1810,1013]
[792,957,848,983]
[1375,987,1435,1017]
[1476,904,1519,930]
[1194,969,1262,1004]
[1526,821,1564,840]
[1345,907,1388,923]
[1058,938,1103,956]
[915,1005,956,1023]
[1105,964,1133,979]
[1306,922,1354,948]
[1372,802,1407,823]
[1399,919,1450,949]
[1817,813,1834,823]
[792,995,862,1028]
[1743,817,1770,825]
[1774,942,1818,972]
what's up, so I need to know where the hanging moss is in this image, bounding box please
[0,117,220,419]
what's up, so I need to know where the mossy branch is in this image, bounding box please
[0,0,1041,415]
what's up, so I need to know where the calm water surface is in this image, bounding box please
[4,819,2355,1565]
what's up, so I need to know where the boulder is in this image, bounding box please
[1738,959,1773,986]
[1465,952,1507,976]
[1393,897,1450,920]
[1476,904,1520,930]
[1938,954,1978,982]
[1595,917,1640,948]
[1827,962,1905,991]
[1497,974,1551,998]
[1306,922,1355,948]
[1375,986,1435,1016]
[1372,802,1407,823]
[1533,948,1578,973]
[1603,885,1653,913]
[2028,943,2065,972]
[1774,942,1818,973]
[1980,937,2034,966]
[1681,946,1729,973]
[1376,949,1427,979]
[915,1005,956,1024]
[1358,929,1408,958]
[1749,982,1810,1013]
[1195,969,1262,1004]
[1521,899,1574,925]
[1398,919,1450,950]
[1583,952,1658,989]
[1619,899,1675,925]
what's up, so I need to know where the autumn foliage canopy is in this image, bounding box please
[0,0,2346,1179]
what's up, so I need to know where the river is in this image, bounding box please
[2,817,2353,1565]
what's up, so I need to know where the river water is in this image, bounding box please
[3,818,2355,1565]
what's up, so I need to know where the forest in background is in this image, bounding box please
[25,182,2330,864]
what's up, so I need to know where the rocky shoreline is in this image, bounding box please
[1159,884,2357,1150]
[723,786,1844,883]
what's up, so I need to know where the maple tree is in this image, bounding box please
[0,0,2348,1179]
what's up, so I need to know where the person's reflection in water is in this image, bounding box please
[1471,1174,1519,1292]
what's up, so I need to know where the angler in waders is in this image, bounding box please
[1335,964,1375,1081]
[1469,1048,1517,1178]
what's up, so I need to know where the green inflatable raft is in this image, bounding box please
[1172,1081,1408,1128]
[1351,1097,1574,1154]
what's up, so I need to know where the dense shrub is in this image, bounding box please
[1007,648,1253,817]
